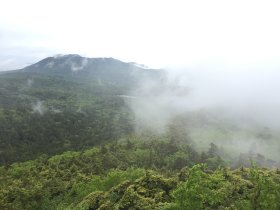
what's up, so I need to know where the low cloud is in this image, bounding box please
[32,101,47,115]
[126,63,280,162]
[128,65,280,132]
[68,57,88,72]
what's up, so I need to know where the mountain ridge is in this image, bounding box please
[20,54,163,86]
[1,54,162,164]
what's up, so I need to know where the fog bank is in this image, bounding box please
[128,63,280,132]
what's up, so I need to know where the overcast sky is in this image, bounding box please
[0,0,280,70]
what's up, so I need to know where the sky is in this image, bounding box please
[1,0,280,70]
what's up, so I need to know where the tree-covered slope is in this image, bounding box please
[0,136,280,210]
[1,55,280,210]
[0,55,162,164]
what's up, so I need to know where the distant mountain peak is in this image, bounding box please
[21,54,163,85]
[23,54,153,73]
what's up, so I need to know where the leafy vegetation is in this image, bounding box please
[1,137,280,209]
[1,56,280,209]
[0,70,134,164]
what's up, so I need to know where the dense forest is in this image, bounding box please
[0,55,280,209]
[1,136,280,209]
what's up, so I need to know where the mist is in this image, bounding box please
[126,62,280,163]
[32,101,47,115]
[130,63,280,128]
[69,57,89,72]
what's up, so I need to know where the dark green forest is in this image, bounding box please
[0,55,280,209]
[1,137,280,209]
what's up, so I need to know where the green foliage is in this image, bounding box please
[0,137,280,209]
[2,57,280,210]
[77,170,177,210]
[249,166,280,210]
[0,71,134,165]
[0,137,195,209]
[168,165,280,210]
[170,164,232,209]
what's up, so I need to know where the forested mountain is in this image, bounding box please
[22,54,162,86]
[1,55,280,209]
[0,55,162,164]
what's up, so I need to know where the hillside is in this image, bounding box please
[1,136,280,210]
[1,55,280,209]
[0,55,162,164]
[1,55,279,166]
[22,54,162,86]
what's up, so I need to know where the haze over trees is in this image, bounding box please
[0,55,280,209]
